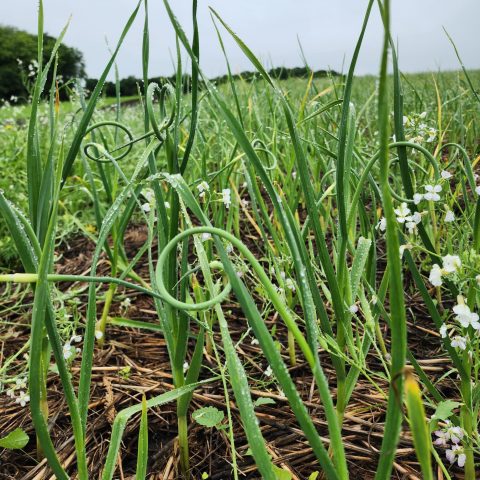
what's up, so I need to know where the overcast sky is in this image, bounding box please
[1,1,478,79]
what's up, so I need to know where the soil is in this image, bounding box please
[0,220,466,480]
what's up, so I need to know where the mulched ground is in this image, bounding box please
[0,220,467,479]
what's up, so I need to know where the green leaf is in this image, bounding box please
[0,428,29,450]
[432,400,460,421]
[253,397,276,407]
[272,465,293,480]
[192,406,224,428]
[309,473,320,480]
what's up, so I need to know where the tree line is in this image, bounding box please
[0,25,339,102]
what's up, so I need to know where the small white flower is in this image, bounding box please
[349,304,359,314]
[95,330,104,340]
[63,342,75,360]
[222,188,231,209]
[442,255,461,274]
[251,338,259,345]
[413,193,424,205]
[197,181,209,194]
[453,300,480,330]
[141,203,151,213]
[451,335,467,350]
[424,184,442,201]
[292,171,297,179]
[120,297,131,310]
[429,263,443,286]
[426,127,437,143]
[476,274,480,286]
[164,201,171,209]
[475,186,480,196]
[445,210,455,223]
[439,323,448,338]
[441,170,452,180]
[264,365,273,377]
[405,212,422,234]
[376,217,387,232]
[15,377,27,390]
[183,361,189,373]
[446,444,466,468]
[285,278,296,292]
[201,233,212,242]
[394,203,411,223]
[15,390,30,407]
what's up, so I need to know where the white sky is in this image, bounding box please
[0,1,478,79]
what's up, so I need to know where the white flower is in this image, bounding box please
[413,193,423,205]
[476,274,480,286]
[183,361,189,373]
[164,201,171,209]
[426,127,437,143]
[446,444,466,468]
[376,217,387,232]
[439,323,448,338]
[285,278,296,292]
[197,181,209,193]
[451,335,467,350]
[251,338,259,346]
[201,233,212,242]
[424,184,441,201]
[434,421,464,446]
[394,203,411,223]
[222,188,231,209]
[141,203,151,213]
[15,377,27,390]
[15,390,30,407]
[453,300,480,330]
[445,210,455,222]
[264,365,273,377]
[63,342,75,360]
[429,264,443,286]
[476,186,480,196]
[95,330,104,340]
[441,170,452,180]
[442,255,461,274]
[349,304,359,314]
[405,211,422,234]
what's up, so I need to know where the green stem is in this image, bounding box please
[96,283,117,346]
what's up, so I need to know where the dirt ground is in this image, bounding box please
[0,224,464,479]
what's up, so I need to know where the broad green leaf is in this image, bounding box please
[432,400,460,421]
[0,428,29,450]
[253,397,276,407]
[192,406,224,428]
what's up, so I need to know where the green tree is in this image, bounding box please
[0,25,86,101]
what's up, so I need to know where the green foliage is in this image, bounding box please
[0,25,85,100]
[0,428,29,449]
[192,406,225,428]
